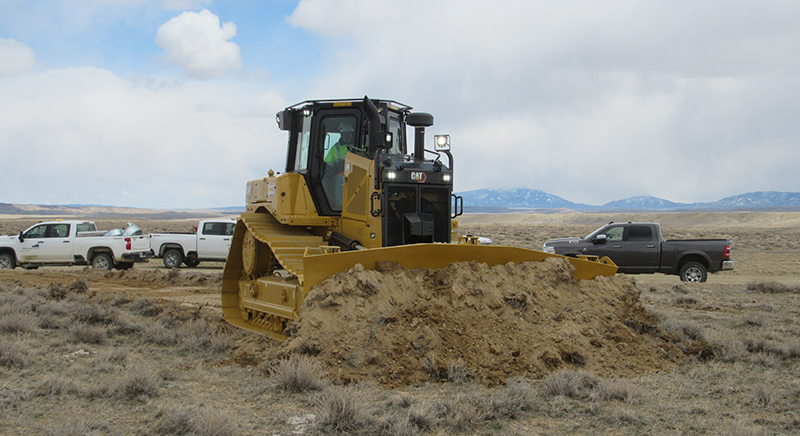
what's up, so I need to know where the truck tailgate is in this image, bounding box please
[128,235,151,252]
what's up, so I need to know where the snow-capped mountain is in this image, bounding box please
[601,196,688,210]
[455,189,800,211]
[457,188,592,210]
[702,191,800,209]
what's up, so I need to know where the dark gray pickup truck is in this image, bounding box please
[542,222,734,282]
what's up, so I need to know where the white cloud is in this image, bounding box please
[288,0,401,38]
[0,38,35,77]
[155,9,242,79]
[160,0,212,11]
[287,0,800,204]
[0,67,287,208]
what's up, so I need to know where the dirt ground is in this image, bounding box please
[1,213,795,385]
[2,213,800,435]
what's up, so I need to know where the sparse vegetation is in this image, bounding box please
[265,355,328,393]
[315,386,367,434]
[1,216,800,434]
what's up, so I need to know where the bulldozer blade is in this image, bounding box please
[303,244,617,294]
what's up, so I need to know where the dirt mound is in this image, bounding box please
[282,257,683,387]
[86,268,222,288]
[0,268,221,291]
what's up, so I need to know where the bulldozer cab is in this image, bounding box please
[276,97,456,246]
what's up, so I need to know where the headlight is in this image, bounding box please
[442,174,452,182]
[543,246,556,254]
[385,171,397,181]
[434,135,451,151]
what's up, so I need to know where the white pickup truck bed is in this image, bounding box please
[149,219,235,268]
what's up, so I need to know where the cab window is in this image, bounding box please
[387,115,403,154]
[23,225,47,239]
[600,226,624,242]
[293,111,312,171]
[76,223,96,233]
[626,226,653,241]
[48,224,70,238]
[319,115,358,211]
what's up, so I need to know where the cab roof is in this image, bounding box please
[285,98,412,113]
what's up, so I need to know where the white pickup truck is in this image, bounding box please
[0,220,152,270]
[149,219,235,268]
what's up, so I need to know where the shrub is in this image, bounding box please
[69,324,108,344]
[541,370,598,399]
[129,298,162,317]
[47,282,69,301]
[662,320,706,342]
[315,386,367,434]
[36,375,80,397]
[71,301,117,325]
[40,419,112,436]
[193,407,237,436]
[267,355,328,393]
[0,312,37,333]
[711,336,749,363]
[446,359,473,384]
[488,376,536,419]
[0,383,33,406]
[595,379,643,403]
[0,339,30,368]
[747,281,800,294]
[68,279,88,293]
[151,406,195,435]
[752,384,774,407]
[376,411,420,436]
[142,323,178,346]
[114,367,159,400]
[177,320,229,354]
[421,353,439,381]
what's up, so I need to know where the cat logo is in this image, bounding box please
[410,172,427,183]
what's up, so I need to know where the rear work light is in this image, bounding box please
[125,238,132,250]
[723,245,731,258]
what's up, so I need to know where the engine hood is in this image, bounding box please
[543,237,583,246]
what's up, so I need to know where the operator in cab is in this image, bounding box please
[324,121,356,164]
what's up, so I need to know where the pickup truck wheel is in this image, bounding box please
[0,253,15,269]
[92,253,113,271]
[163,249,183,269]
[184,258,200,267]
[679,262,707,283]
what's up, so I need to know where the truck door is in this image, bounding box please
[197,222,232,259]
[583,225,625,265]
[220,222,234,257]
[45,223,73,262]
[18,224,48,262]
[621,225,660,272]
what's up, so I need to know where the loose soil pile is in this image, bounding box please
[282,257,684,387]
[0,267,220,290]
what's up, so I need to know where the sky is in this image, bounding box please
[1,0,799,209]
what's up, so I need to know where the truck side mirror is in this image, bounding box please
[18,231,24,242]
[592,234,607,244]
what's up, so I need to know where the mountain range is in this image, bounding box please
[456,189,800,211]
[4,190,800,216]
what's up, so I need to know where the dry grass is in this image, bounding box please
[2,216,800,434]
[265,355,328,393]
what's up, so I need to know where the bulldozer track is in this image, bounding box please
[240,211,326,286]
[225,211,333,338]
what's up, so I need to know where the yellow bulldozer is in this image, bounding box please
[222,96,617,339]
